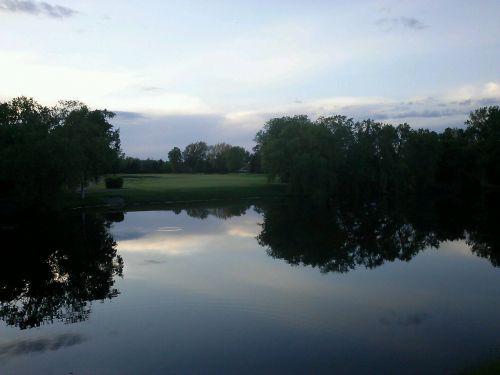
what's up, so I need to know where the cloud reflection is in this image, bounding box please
[0,333,86,358]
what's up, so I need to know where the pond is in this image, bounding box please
[1,198,499,374]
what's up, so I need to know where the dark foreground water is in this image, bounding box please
[1,199,499,374]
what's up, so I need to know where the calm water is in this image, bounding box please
[1,199,500,374]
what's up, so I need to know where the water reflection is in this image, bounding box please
[182,200,252,220]
[1,196,498,331]
[0,212,123,329]
[255,196,500,273]
[1,198,499,374]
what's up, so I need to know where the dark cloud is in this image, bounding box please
[115,111,149,121]
[0,333,86,358]
[0,0,77,18]
[376,16,426,31]
[379,311,429,327]
[344,96,498,128]
[372,107,465,120]
[477,97,499,106]
[456,99,472,106]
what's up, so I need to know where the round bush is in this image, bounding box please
[105,177,124,189]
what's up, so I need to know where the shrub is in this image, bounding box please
[105,177,123,189]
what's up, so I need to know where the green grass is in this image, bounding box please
[68,173,286,208]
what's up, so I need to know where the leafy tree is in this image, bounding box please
[465,106,500,186]
[53,101,121,198]
[254,108,499,203]
[183,141,208,172]
[436,128,479,192]
[206,143,232,172]
[0,97,62,206]
[168,146,183,173]
[0,97,122,206]
[249,146,262,173]
[225,146,248,172]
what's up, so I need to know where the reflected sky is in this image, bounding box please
[1,206,499,374]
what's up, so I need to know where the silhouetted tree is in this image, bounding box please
[183,141,208,172]
[168,146,183,173]
[0,97,121,206]
[254,107,499,204]
[465,106,500,186]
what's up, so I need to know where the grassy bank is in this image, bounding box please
[68,173,286,208]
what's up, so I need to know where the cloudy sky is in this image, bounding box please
[1,0,499,158]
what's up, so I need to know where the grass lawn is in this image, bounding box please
[71,173,286,207]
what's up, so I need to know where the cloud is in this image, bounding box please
[143,259,167,265]
[376,17,426,31]
[0,0,77,18]
[0,333,86,358]
[109,81,499,158]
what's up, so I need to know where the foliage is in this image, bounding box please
[465,106,500,185]
[182,141,209,172]
[117,156,170,174]
[254,106,499,203]
[0,97,61,205]
[0,97,121,207]
[167,146,182,172]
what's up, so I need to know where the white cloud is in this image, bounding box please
[0,50,138,107]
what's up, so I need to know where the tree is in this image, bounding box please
[255,115,337,201]
[0,97,122,206]
[183,141,208,172]
[53,101,121,199]
[206,143,232,172]
[168,147,183,173]
[0,97,62,206]
[225,146,248,172]
[465,106,500,186]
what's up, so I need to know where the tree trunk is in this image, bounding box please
[80,182,85,200]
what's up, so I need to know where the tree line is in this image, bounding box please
[1,96,497,207]
[255,106,499,202]
[116,142,260,174]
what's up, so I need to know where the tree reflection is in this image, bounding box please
[256,195,500,273]
[466,195,500,267]
[0,212,123,329]
[181,201,253,220]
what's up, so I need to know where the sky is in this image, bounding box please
[1,0,499,158]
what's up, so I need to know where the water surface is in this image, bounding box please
[1,200,499,374]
